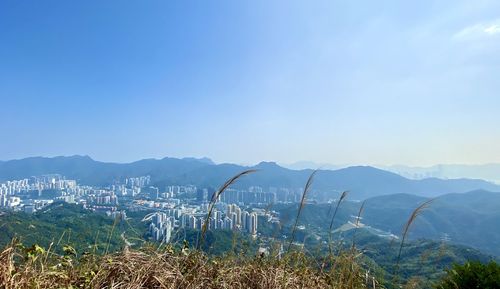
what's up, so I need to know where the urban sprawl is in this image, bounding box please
[0,175,306,243]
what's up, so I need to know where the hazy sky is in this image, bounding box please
[1,0,499,165]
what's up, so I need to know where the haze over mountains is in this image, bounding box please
[380,164,500,184]
[361,190,500,256]
[276,190,500,257]
[284,161,500,184]
[1,156,499,200]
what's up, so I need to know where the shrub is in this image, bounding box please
[435,260,500,289]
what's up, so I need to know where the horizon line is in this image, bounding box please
[1,154,500,168]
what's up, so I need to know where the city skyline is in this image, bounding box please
[0,172,265,240]
[1,1,500,166]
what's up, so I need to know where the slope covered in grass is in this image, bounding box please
[0,242,378,289]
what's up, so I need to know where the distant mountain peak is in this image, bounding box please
[8,155,94,162]
[67,155,94,161]
[254,161,282,169]
[336,165,385,173]
[181,157,215,165]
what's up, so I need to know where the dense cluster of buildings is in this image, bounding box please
[0,175,77,194]
[146,203,260,243]
[0,174,141,212]
[2,174,289,243]
[220,187,305,204]
[125,176,151,188]
[86,190,119,205]
[110,176,152,197]
[179,203,258,234]
[0,175,78,211]
[149,212,174,242]
[0,194,20,208]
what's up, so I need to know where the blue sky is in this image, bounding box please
[1,0,499,165]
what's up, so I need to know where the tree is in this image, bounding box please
[435,261,500,289]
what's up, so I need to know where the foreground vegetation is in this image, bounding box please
[0,239,382,289]
[1,240,498,289]
[436,261,500,289]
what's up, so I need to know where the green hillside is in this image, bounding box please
[273,191,500,257]
[0,202,145,254]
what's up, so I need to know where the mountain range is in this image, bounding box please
[283,161,500,184]
[1,156,499,200]
[379,164,500,184]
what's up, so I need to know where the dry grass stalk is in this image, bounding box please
[351,201,366,251]
[198,169,257,250]
[287,170,317,253]
[394,198,434,282]
[328,190,349,254]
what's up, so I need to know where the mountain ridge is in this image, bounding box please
[1,156,499,200]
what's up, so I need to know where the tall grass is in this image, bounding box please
[286,170,317,253]
[328,190,349,254]
[350,201,366,251]
[0,238,382,289]
[198,169,256,250]
[393,198,434,285]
